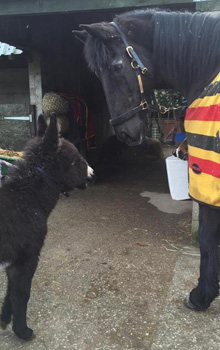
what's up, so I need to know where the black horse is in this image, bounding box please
[74,9,220,311]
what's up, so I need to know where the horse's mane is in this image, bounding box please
[154,10,220,97]
[117,9,220,98]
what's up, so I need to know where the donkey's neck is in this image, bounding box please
[4,170,61,217]
[31,179,61,216]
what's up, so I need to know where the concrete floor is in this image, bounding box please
[0,148,201,349]
[151,247,220,350]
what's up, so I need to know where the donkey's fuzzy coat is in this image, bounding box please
[0,115,92,340]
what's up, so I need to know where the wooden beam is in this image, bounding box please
[196,0,220,11]
[0,0,194,16]
[28,52,42,123]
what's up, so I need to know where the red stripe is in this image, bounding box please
[186,104,220,121]
[189,155,220,178]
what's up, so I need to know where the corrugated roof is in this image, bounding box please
[0,42,23,56]
[0,0,195,16]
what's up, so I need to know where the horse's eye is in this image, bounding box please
[111,62,123,74]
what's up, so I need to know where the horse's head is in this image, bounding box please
[74,13,157,145]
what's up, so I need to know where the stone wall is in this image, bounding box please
[0,68,29,104]
[0,68,31,150]
[0,104,31,151]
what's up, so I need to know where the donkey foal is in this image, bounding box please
[0,115,93,340]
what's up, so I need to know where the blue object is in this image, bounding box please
[175,132,185,143]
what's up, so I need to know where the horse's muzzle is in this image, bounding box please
[117,131,142,146]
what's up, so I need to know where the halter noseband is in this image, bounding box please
[109,21,160,128]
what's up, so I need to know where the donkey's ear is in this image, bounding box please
[72,29,88,44]
[42,114,58,151]
[37,114,48,137]
[79,23,118,40]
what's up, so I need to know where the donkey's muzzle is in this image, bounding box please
[87,165,96,184]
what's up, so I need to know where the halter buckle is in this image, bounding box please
[140,100,148,110]
[141,67,148,74]
[126,46,133,58]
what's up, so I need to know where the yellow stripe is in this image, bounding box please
[188,145,220,164]
[187,71,220,207]
[211,72,220,84]
[189,93,220,108]
[189,168,220,207]
[185,120,220,137]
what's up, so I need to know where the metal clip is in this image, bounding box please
[159,105,168,114]
[140,100,148,110]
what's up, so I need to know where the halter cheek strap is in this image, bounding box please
[109,21,162,128]
[111,21,153,78]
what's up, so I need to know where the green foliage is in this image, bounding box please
[154,89,182,108]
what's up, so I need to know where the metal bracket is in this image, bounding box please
[2,115,32,122]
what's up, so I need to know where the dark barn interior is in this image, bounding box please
[0,2,195,170]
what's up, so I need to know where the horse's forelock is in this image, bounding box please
[84,35,110,73]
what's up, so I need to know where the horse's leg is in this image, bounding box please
[0,272,12,328]
[185,203,220,311]
[8,257,38,340]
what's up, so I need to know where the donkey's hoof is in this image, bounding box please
[0,313,12,328]
[13,327,35,341]
[0,320,8,330]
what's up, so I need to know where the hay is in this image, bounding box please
[43,93,70,134]
[0,149,22,158]
[43,92,69,116]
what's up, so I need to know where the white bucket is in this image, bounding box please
[165,156,190,200]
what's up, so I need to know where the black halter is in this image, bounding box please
[109,21,160,128]
[36,167,69,197]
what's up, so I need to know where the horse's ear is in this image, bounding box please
[37,114,48,137]
[79,23,117,40]
[42,114,58,151]
[72,30,88,44]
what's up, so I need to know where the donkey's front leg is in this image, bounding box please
[185,204,220,311]
[1,274,12,329]
[8,257,38,340]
